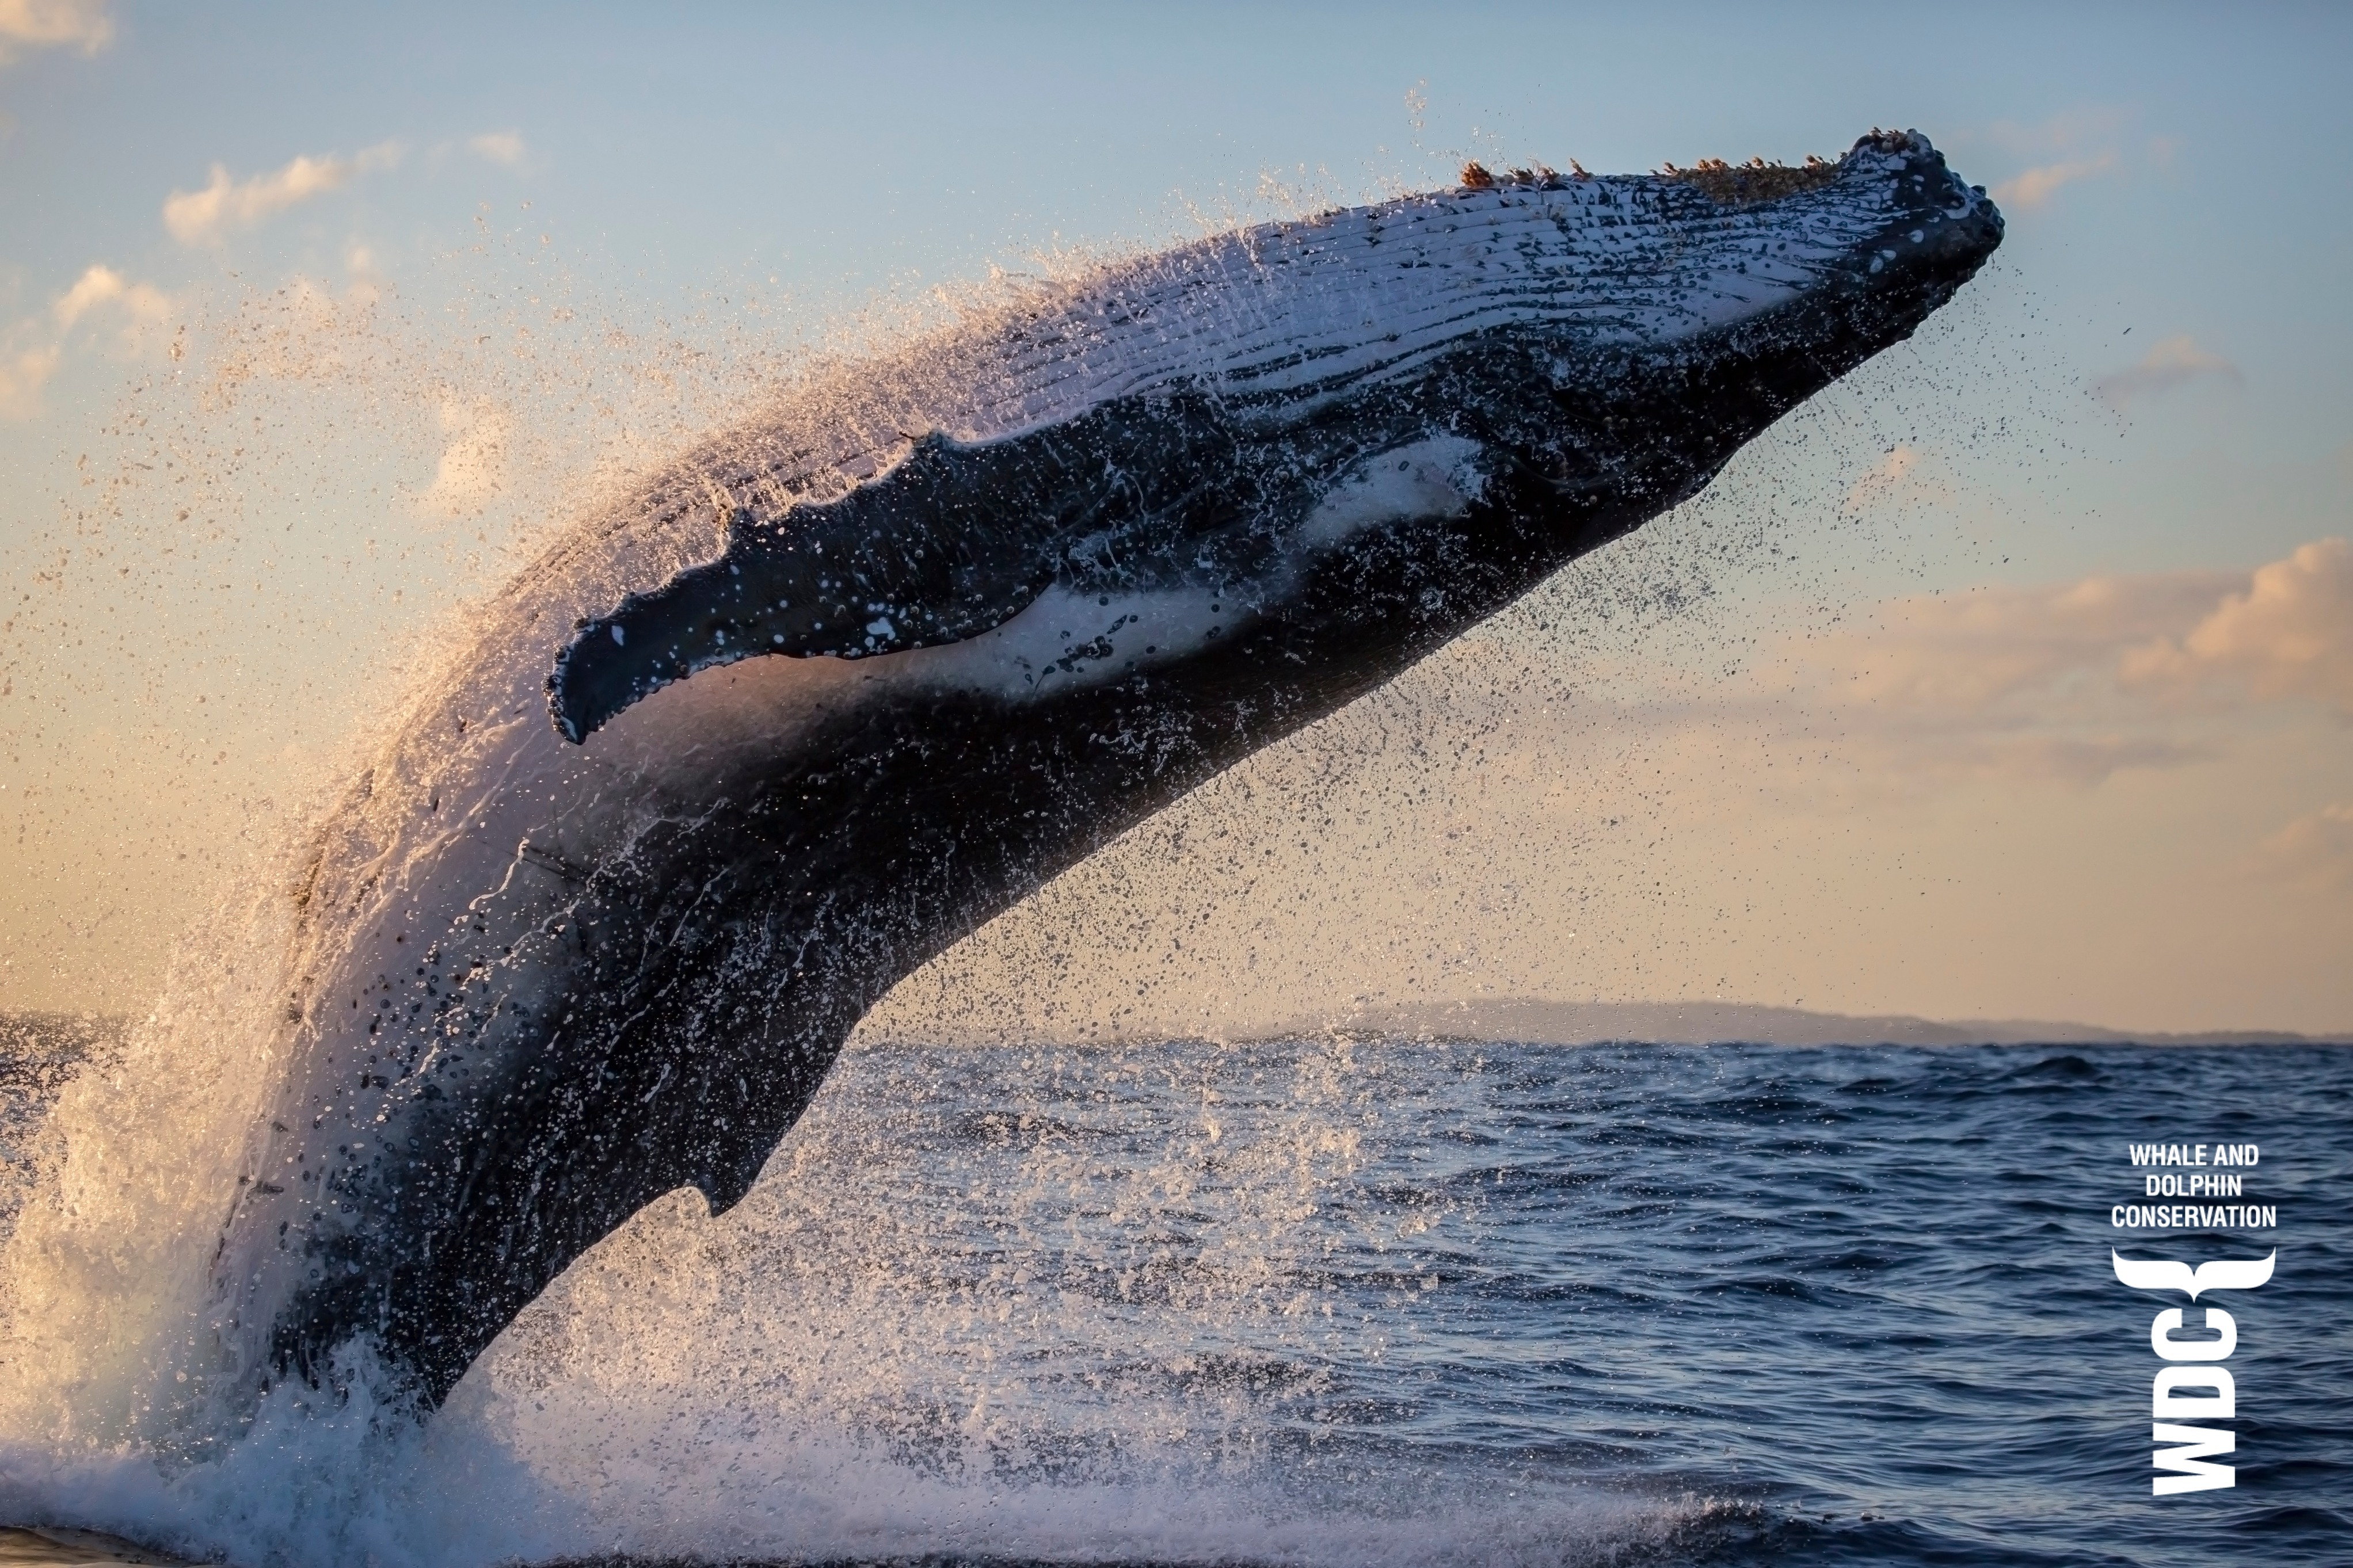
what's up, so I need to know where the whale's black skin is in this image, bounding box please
[208,133,2000,1414]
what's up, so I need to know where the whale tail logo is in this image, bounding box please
[2112,1249,2276,1300]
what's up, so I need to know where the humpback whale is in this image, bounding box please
[207,131,2001,1413]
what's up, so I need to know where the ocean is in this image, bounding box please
[1,1020,2343,1567]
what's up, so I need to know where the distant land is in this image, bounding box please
[868,998,2353,1048]
[1258,998,2351,1049]
[3,1004,2346,1060]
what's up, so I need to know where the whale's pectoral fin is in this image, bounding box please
[550,429,1117,742]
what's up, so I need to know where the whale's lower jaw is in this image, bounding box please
[216,135,2002,1413]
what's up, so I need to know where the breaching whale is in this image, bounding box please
[207,132,2001,1413]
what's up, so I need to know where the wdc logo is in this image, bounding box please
[2112,1250,2276,1494]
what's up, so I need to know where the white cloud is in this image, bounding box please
[0,261,173,420]
[1845,444,1929,510]
[0,0,112,62]
[52,262,169,337]
[1980,734,2213,785]
[1556,542,2348,796]
[2256,801,2353,890]
[467,131,526,167]
[52,262,124,325]
[163,143,402,246]
[1982,108,2132,211]
[0,342,59,419]
[1765,541,2353,785]
[1813,567,2234,718]
[2093,335,2242,408]
[2122,538,2353,714]
[417,395,509,517]
[201,272,389,398]
[1992,152,2115,211]
[1796,541,2350,727]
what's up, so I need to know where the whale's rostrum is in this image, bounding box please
[204,132,2002,1414]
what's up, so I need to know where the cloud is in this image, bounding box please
[1992,152,2116,210]
[0,0,113,62]
[417,395,509,517]
[1817,541,2353,730]
[2093,335,2241,409]
[52,262,169,335]
[1845,444,1926,509]
[163,143,401,246]
[1968,734,2214,787]
[0,261,173,419]
[0,342,59,418]
[1983,109,2129,209]
[2122,538,2353,714]
[201,272,390,398]
[1817,567,2235,718]
[2255,801,2353,890]
[467,131,526,167]
[52,262,125,325]
[1569,542,2351,796]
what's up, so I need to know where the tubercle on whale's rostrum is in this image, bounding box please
[227,131,2001,1417]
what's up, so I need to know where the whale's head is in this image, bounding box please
[547,129,2001,746]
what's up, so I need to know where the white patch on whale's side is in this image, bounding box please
[1296,435,1486,548]
[897,435,1490,700]
[903,584,1232,698]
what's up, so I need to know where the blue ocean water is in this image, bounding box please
[2,1029,2347,1567]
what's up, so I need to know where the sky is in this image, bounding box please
[0,2,2348,1033]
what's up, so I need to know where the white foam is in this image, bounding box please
[2,1038,1728,1568]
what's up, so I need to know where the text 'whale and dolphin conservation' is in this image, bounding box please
[203,131,2002,1416]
